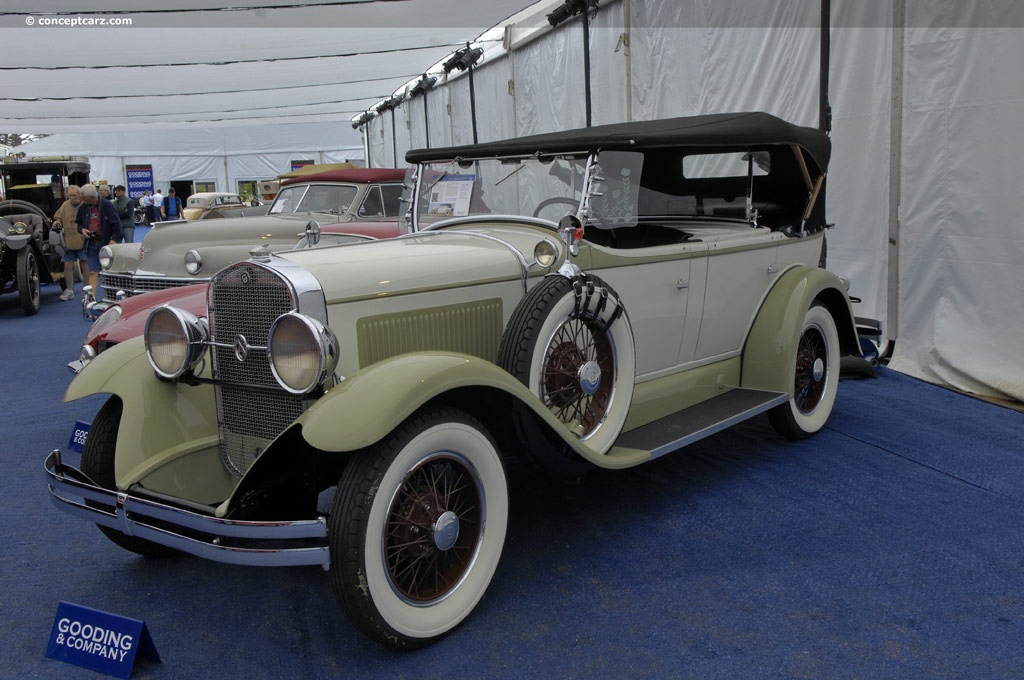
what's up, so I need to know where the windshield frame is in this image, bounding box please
[269,182,360,217]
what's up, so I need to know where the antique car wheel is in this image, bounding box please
[16,246,41,315]
[498,274,635,454]
[80,397,178,557]
[532,196,579,219]
[329,406,508,648]
[768,303,840,439]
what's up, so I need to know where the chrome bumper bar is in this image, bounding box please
[44,450,330,568]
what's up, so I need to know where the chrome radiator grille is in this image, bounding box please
[99,273,203,302]
[209,262,304,477]
[99,273,133,301]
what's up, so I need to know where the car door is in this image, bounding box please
[588,240,709,379]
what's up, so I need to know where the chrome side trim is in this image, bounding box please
[44,450,329,568]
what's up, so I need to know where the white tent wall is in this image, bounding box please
[19,123,364,195]
[887,19,1024,401]
[826,2,895,373]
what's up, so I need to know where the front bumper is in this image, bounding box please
[44,450,330,568]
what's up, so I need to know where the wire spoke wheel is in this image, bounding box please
[793,324,828,414]
[330,407,507,648]
[384,454,482,603]
[540,316,615,436]
[768,303,840,439]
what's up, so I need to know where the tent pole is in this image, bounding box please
[391,109,398,168]
[583,2,593,127]
[424,91,431,148]
[888,0,906,347]
[819,0,832,132]
[468,63,479,144]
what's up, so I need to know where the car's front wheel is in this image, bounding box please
[16,246,40,315]
[81,397,178,557]
[329,406,508,648]
[768,303,840,439]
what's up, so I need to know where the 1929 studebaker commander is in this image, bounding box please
[46,112,865,648]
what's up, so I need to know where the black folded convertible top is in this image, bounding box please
[406,111,830,172]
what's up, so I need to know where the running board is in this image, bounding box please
[614,388,789,460]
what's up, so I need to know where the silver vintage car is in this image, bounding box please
[88,168,407,317]
[46,112,862,648]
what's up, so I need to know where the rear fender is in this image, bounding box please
[741,266,859,394]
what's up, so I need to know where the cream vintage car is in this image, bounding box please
[181,192,267,221]
[46,112,864,648]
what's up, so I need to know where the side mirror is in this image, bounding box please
[557,213,583,257]
[305,220,321,247]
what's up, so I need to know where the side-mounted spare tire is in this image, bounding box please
[498,273,635,455]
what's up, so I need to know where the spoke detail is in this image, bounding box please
[794,326,827,414]
[541,317,615,436]
[384,457,482,603]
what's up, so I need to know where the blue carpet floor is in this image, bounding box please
[2,283,1023,679]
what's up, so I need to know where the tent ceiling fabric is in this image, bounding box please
[0,1,544,133]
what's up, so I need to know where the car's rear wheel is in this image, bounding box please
[16,246,40,315]
[329,407,508,648]
[498,274,635,454]
[81,397,178,557]
[768,303,840,439]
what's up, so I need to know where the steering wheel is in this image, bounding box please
[532,196,579,218]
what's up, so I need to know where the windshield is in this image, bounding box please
[413,151,653,230]
[412,146,804,231]
[269,183,359,216]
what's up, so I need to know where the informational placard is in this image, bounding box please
[46,601,160,678]
[427,174,474,217]
[67,420,90,453]
[125,165,154,200]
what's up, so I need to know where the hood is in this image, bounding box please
[278,230,534,302]
[135,214,327,277]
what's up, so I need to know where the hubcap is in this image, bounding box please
[577,360,602,395]
[812,357,825,382]
[432,510,460,551]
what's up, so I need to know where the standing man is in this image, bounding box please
[151,188,164,223]
[76,183,123,295]
[113,185,135,243]
[140,190,154,225]
[52,185,86,301]
[162,187,183,220]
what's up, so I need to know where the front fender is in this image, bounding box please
[741,266,859,393]
[298,352,540,452]
[296,351,633,466]
[65,336,227,501]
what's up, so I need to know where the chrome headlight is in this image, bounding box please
[184,249,202,275]
[533,239,558,267]
[267,312,338,394]
[99,246,113,270]
[144,305,209,379]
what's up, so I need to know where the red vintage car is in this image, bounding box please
[69,222,395,372]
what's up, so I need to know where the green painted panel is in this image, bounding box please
[357,298,504,367]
